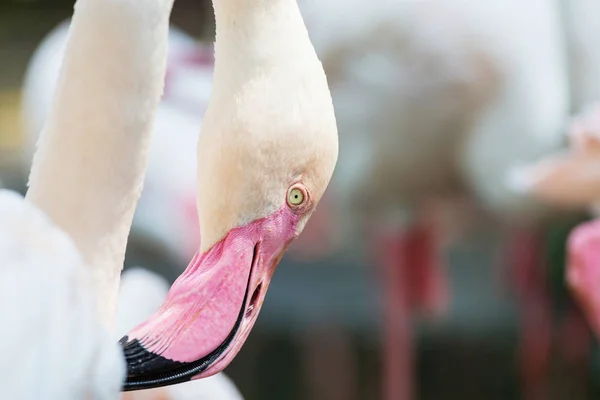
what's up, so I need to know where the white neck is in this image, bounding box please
[26,0,173,330]
[211,0,316,92]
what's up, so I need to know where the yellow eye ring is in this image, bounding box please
[287,185,306,207]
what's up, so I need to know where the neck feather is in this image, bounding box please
[211,0,316,90]
[26,0,173,330]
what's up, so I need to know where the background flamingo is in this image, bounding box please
[297,1,586,399]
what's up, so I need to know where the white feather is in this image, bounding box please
[0,189,124,399]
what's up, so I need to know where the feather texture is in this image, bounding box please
[0,190,124,399]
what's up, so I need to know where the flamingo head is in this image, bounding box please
[119,41,338,388]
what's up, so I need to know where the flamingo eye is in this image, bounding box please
[287,185,306,207]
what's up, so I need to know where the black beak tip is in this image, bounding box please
[119,256,252,392]
[119,335,190,392]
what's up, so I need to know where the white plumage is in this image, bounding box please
[0,190,124,399]
[297,2,576,399]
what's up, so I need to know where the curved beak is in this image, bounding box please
[119,218,290,391]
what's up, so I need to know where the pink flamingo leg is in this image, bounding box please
[377,222,449,400]
[381,231,413,400]
[506,229,552,400]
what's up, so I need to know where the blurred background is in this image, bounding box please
[2,0,600,399]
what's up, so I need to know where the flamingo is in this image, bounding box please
[21,0,337,390]
[297,1,571,399]
[10,0,336,393]
[513,104,600,321]
[505,1,600,391]
[509,104,600,399]
[0,189,124,399]
[117,268,244,400]
[117,0,338,390]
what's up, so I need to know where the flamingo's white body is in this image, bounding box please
[0,190,124,399]
[0,0,175,395]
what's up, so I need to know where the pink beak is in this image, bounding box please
[120,206,300,391]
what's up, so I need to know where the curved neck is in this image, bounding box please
[26,0,173,330]
[211,0,315,90]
